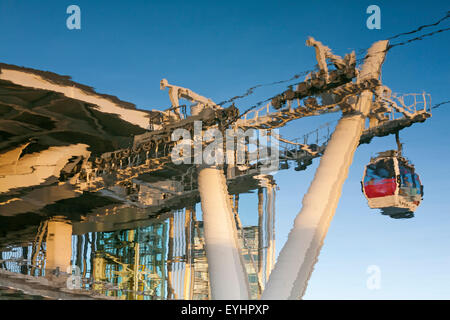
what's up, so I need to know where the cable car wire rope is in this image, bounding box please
[216,11,450,114]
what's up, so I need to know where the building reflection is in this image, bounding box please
[0,184,276,300]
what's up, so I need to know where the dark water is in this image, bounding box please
[0,286,49,300]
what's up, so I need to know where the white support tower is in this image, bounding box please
[197,166,250,300]
[261,40,389,300]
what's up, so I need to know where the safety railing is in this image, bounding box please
[380,92,432,121]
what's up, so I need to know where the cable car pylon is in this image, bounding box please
[197,165,251,299]
[261,39,389,300]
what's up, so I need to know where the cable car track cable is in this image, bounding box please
[218,12,450,109]
[236,25,450,119]
[430,100,450,110]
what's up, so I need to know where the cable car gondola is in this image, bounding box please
[361,133,423,219]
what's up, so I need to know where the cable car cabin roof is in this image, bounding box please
[368,150,415,170]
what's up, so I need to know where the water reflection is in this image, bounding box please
[0,186,276,300]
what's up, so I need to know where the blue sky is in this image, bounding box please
[1,0,449,299]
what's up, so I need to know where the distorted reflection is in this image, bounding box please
[0,185,276,300]
[0,61,430,300]
[0,65,280,299]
